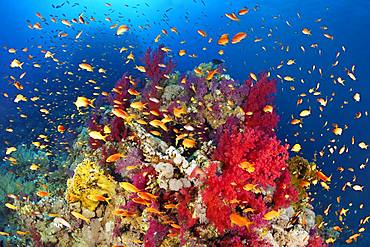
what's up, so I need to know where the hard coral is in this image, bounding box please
[65,159,117,211]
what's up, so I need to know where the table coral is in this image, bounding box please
[65,159,117,211]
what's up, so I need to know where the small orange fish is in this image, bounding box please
[263,105,273,113]
[225,12,240,21]
[324,33,334,40]
[132,197,151,206]
[113,209,136,217]
[57,125,65,133]
[302,28,311,35]
[36,191,49,197]
[79,63,93,72]
[263,210,280,220]
[238,8,249,15]
[218,34,229,46]
[137,191,157,201]
[316,171,331,182]
[145,207,163,215]
[71,211,90,224]
[128,88,140,96]
[178,49,186,56]
[231,32,247,44]
[206,69,218,80]
[116,25,129,35]
[130,101,146,110]
[106,153,125,163]
[164,204,178,209]
[197,30,207,37]
[120,182,141,193]
[61,19,72,27]
[112,108,129,119]
[173,106,186,118]
[182,138,196,149]
[74,96,94,109]
[230,213,253,229]
[87,194,111,203]
[239,161,255,173]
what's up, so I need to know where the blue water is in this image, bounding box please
[0,0,369,245]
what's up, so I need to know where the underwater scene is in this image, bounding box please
[0,0,369,246]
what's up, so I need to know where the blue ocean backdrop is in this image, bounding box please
[0,0,369,246]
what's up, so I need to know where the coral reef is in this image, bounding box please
[1,47,330,246]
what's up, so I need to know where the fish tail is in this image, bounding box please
[90,98,96,108]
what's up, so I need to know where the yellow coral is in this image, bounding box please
[65,159,117,211]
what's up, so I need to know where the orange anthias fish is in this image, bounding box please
[130,101,146,110]
[113,208,136,217]
[120,182,141,193]
[74,96,95,109]
[182,138,196,149]
[197,30,207,37]
[128,88,140,96]
[225,12,240,21]
[238,8,249,15]
[116,25,129,35]
[263,210,280,220]
[79,63,93,72]
[106,153,125,163]
[87,194,111,203]
[230,213,253,230]
[218,34,229,46]
[71,211,90,224]
[231,32,247,44]
[316,171,331,182]
[57,125,65,133]
[112,108,129,119]
[36,191,49,197]
[137,191,157,201]
[239,161,255,173]
[173,106,187,118]
[206,69,219,81]
[132,197,151,206]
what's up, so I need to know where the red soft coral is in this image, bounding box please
[273,170,299,209]
[143,45,174,83]
[107,75,132,142]
[176,188,197,244]
[108,116,128,142]
[213,120,288,187]
[242,73,279,134]
[202,162,267,234]
[110,74,131,108]
[87,113,104,149]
